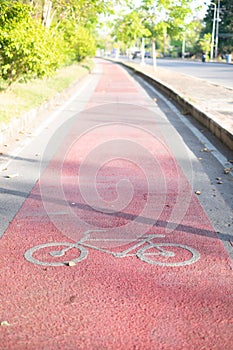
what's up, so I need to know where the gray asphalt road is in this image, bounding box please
[135,58,233,89]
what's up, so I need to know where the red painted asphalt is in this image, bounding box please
[0,60,233,349]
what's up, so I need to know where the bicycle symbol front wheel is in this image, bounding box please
[136,243,200,267]
[24,242,87,267]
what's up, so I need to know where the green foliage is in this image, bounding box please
[73,26,96,61]
[0,2,67,87]
[128,0,198,55]
[167,6,191,39]
[173,20,204,56]
[114,11,151,46]
[0,0,134,87]
[199,33,211,56]
[57,20,96,62]
[203,0,233,54]
[142,0,192,38]
[0,1,98,87]
[45,0,116,28]
[0,1,31,25]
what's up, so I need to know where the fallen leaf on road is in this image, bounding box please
[200,148,212,153]
[224,168,232,174]
[5,173,19,178]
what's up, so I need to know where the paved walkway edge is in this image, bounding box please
[117,60,233,151]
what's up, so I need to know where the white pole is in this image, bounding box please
[215,0,220,58]
[115,47,119,60]
[182,35,185,59]
[210,2,216,62]
[152,40,157,72]
[141,37,145,65]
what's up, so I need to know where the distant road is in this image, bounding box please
[133,58,233,89]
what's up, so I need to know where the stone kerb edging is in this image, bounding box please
[118,60,233,151]
[0,109,36,147]
[0,93,59,148]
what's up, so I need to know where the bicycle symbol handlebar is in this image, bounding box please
[24,232,200,267]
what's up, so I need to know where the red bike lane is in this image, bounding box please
[0,60,232,349]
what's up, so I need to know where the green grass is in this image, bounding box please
[0,59,93,125]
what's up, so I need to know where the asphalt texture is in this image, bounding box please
[0,59,233,349]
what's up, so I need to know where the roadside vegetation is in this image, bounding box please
[0,0,113,125]
[0,61,93,124]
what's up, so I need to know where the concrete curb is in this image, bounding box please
[0,109,36,147]
[118,61,233,150]
[0,97,58,147]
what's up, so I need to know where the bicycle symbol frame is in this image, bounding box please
[24,231,200,267]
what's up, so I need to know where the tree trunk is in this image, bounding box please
[152,39,157,72]
[42,0,52,28]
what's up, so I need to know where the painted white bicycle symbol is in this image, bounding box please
[24,231,200,267]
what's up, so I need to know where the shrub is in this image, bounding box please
[0,2,66,87]
[0,2,95,87]
[58,20,96,62]
[73,26,96,62]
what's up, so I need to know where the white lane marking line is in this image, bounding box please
[141,78,230,168]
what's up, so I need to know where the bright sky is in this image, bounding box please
[115,0,210,19]
[191,0,211,19]
[100,0,210,33]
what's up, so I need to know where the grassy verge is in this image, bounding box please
[0,59,94,126]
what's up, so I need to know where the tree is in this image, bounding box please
[0,1,66,87]
[10,1,125,28]
[141,0,195,53]
[114,11,151,47]
[57,18,96,62]
[203,0,233,54]
[0,0,132,86]
[199,33,211,59]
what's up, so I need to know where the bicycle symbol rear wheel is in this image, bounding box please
[24,242,87,266]
[136,243,200,266]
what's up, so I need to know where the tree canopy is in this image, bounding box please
[203,0,233,54]
[0,0,124,86]
[111,0,204,57]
